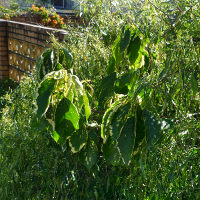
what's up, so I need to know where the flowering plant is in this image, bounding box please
[30,5,64,28]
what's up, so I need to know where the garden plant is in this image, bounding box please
[0,0,199,199]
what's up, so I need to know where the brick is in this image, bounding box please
[0,51,8,56]
[0,37,7,42]
[0,27,7,31]
[0,70,9,76]
[0,60,8,65]
[0,41,7,47]
[27,31,37,37]
[0,31,7,37]
[0,56,8,61]
[0,46,7,51]
[0,66,8,70]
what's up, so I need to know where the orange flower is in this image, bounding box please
[51,19,58,27]
[31,4,39,12]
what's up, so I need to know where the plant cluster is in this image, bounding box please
[30,4,64,28]
[0,0,199,199]
[0,3,21,19]
[0,79,18,116]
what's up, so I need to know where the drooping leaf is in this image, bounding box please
[143,110,162,148]
[37,78,56,117]
[110,102,131,140]
[120,28,131,53]
[69,127,88,153]
[115,70,137,94]
[55,119,75,139]
[97,72,117,108]
[72,75,84,111]
[82,139,98,170]
[62,48,73,69]
[37,48,53,80]
[127,36,141,65]
[112,35,124,67]
[101,100,121,140]
[134,106,146,150]
[88,129,99,145]
[191,73,198,95]
[107,56,116,74]
[83,90,91,121]
[52,131,60,143]
[55,98,80,130]
[103,136,121,165]
[117,117,135,166]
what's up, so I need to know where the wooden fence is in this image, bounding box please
[0,19,67,81]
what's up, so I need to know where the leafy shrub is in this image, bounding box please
[0,79,18,115]
[0,3,22,19]
[0,0,199,199]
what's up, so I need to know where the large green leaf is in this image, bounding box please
[120,28,131,53]
[55,98,80,130]
[62,48,73,69]
[127,36,141,65]
[97,72,117,108]
[101,100,121,141]
[83,90,91,121]
[82,139,98,170]
[69,127,88,153]
[36,48,54,80]
[143,110,162,148]
[114,70,137,94]
[103,136,121,165]
[117,117,135,166]
[112,35,124,67]
[110,102,131,140]
[107,56,116,75]
[37,78,56,117]
[72,75,84,111]
[55,119,75,139]
[134,106,146,150]
[191,73,198,95]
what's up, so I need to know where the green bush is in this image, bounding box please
[0,79,18,115]
[0,0,199,199]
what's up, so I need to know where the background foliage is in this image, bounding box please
[0,0,199,199]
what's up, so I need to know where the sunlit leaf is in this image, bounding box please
[127,36,141,65]
[62,48,73,69]
[36,78,56,117]
[55,98,80,130]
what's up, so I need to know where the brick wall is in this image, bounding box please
[0,19,67,81]
[0,20,9,79]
